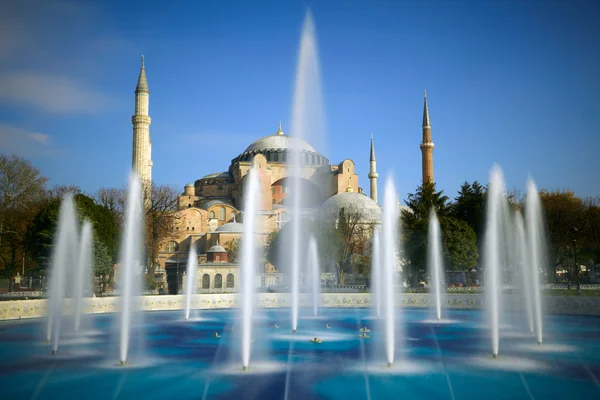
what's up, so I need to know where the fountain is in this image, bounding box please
[241,167,260,371]
[371,231,381,318]
[483,165,512,359]
[118,174,144,366]
[46,192,79,354]
[289,10,325,335]
[184,246,198,321]
[74,220,92,333]
[525,179,545,345]
[428,208,443,321]
[308,236,320,317]
[514,212,535,334]
[382,176,400,367]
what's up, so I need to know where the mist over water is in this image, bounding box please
[308,236,320,317]
[46,192,79,354]
[241,167,260,370]
[514,212,534,333]
[371,231,381,318]
[289,10,326,334]
[382,177,400,366]
[428,209,443,321]
[184,246,198,321]
[74,221,93,333]
[526,179,545,345]
[118,174,144,365]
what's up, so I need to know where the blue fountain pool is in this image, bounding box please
[1,308,599,399]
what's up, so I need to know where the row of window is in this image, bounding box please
[202,273,234,289]
[236,151,327,166]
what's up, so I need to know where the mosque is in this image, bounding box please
[130,58,435,294]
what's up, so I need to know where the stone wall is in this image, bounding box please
[2,293,600,321]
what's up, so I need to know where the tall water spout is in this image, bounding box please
[184,246,198,321]
[119,174,143,366]
[289,10,325,334]
[241,167,260,371]
[428,209,443,321]
[371,231,381,318]
[74,220,93,333]
[514,212,534,334]
[46,192,79,354]
[382,177,399,367]
[484,165,510,358]
[525,179,544,345]
[308,236,320,317]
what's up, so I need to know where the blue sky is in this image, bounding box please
[1,0,598,202]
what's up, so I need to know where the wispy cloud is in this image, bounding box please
[0,123,63,158]
[0,71,115,114]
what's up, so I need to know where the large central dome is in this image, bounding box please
[232,123,328,166]
[244,134,316,154]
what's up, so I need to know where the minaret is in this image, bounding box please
[368,134,378,203]
[420,90,434,183]
[132,55,152,186]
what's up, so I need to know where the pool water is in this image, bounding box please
[0,308,599,399]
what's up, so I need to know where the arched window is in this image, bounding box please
[272,198,276,205]
[219,207,226,221]
[165,241,178,252]
[226,273,234,288]
[214,273,223,289]
[188,203,191,208]
[202,274,210,289]
[209,211,215,219]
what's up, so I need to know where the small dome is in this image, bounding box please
[208,244,226,253]
[320,192,381,223]
[185,183,194,187]
[214,222,244,233]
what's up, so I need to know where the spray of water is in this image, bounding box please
[185,246,198,321]
[371,231,381,318]
[46,192,79,354]
[514,212,534,333]
[74,220,93,333]
[289,10,325,334]
[382,177,399,367]
[119,174,144,366]
[241,167,260,370]
[484,165,510,358]
[525,179,544,345]
[428,209,443,321]
[308,236,320,317]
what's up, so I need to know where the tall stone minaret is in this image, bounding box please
[132,56,152,186]
[420,90,434,183]
[368,134,378,203]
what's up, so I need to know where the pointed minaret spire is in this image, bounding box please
[136,55,149,93]
[132,55,152,197]
[420,90,434,183]
[422,90,430,127]
[277,121,284,135]
[368,134,379,204]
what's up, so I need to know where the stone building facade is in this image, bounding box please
[132,59,433,293]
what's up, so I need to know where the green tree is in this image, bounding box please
[451,181,487,237]
[92,234,113,294]
[440,217,478,270]
[0,154,47,290]
[225,239,241,264]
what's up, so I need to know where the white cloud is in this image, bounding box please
[0,123,63,157]
[0,71,115,114]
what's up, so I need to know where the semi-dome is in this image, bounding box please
[320,191,382,223]
[214,221,244,233]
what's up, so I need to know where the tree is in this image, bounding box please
[0,155,47,290]
[94,187,126,229]
[440,217,478,271]
[538,190,590,280]
[225,239,241,263]
[93,234,113,294]
[451,181,487,237]
[144,183,180,276]
[401,182,451,277]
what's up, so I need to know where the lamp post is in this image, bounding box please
[570,227,581,296]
